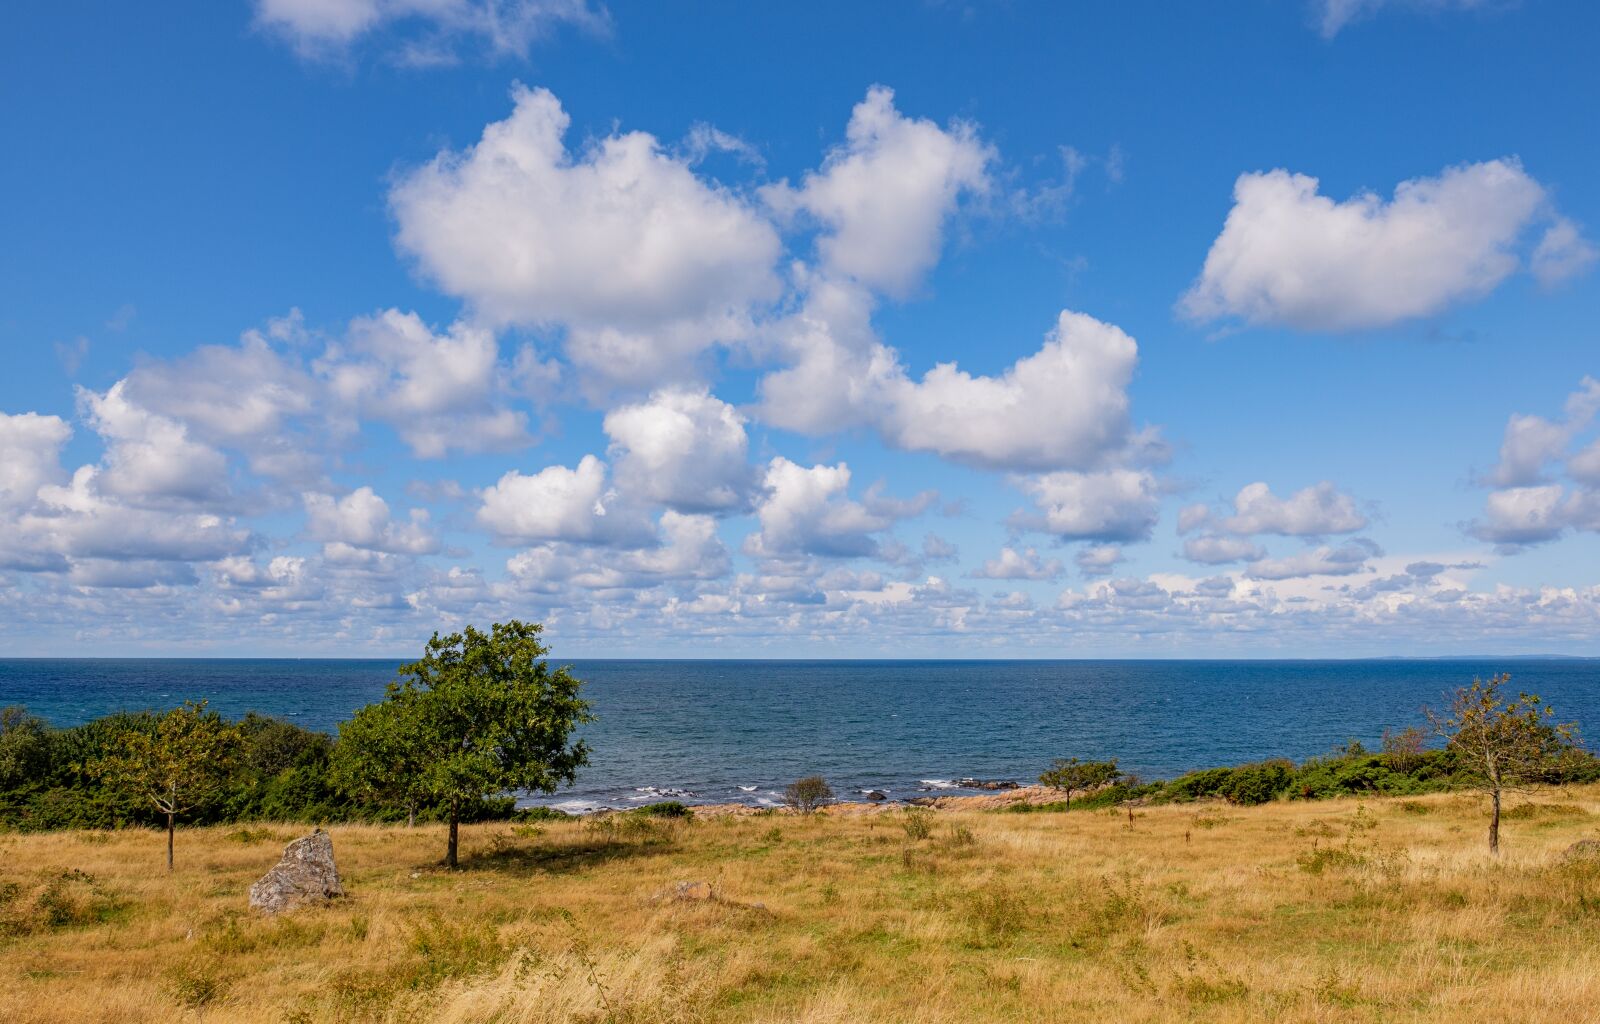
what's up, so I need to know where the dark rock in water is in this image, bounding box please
[864,790,888,802]
[957,778,1019,791]
[1564,839,1600,861]
[249,829,344,914]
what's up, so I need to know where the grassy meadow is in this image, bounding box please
[3,787,1600,1023]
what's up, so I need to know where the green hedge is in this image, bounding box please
[0,706,519,832]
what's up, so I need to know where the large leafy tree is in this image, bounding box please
[342,621,592,867]
[1428,674,1581,854]
[90,701,244,870]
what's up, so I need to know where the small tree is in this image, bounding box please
[330,690,429,827]
[340,621,591,868]
[90,701,243,870]
[1381,725,1429,774]
[1038,757,1121,809]
[783,776,834,814]
[1427,674,1581,854]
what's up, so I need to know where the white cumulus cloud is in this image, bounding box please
[303,487,439,555]
[1246,538,1382,580]
[390,85,781,391]
[969,546,1064,581]
[1219,481,1368,536]
[478,454,651,547]
[321,309,530,458]
[0,412,71,509]
[603,388,754,513]
[879,310,1144,471]
[1182,160,1584,331]
[745,458,898,559]
[1011,469,1160,542]
[762,85,991,296]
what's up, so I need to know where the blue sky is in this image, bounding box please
[2,0,1598,657]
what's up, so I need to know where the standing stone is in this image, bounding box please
[249,829,344,914]
[1564,839,1600,862]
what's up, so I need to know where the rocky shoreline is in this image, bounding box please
[685,784,1065,818]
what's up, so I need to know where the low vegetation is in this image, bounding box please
[2,613,1595,1020]
[2,785,1599,1022]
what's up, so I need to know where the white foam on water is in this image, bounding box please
[550,799,611,815]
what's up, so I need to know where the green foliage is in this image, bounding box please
[782,776,834,814]
[89,701,244,817]
[1038,758,1122,806]
[513,805,572,822]
[335,620,592,866]
[0,708,51,790]
[89,701,246,868]
[901,807,934,840]
[1216,760,1292,806]
[999,800,1072,814]
[632,801,692,819]
[1161,766,1235,802]
[1428,673,1583,852]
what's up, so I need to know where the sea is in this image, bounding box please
[3,658,1596,812]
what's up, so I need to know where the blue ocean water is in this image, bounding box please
[3,658,1596,810]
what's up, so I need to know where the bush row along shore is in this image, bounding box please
[5,703,1597,833]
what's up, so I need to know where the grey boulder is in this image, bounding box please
[249,829,345,914]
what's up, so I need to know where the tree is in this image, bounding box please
[330,689,430,827]
[783,776,834,814]
[340,621,591,868]
[1427,674,1581,854]
[0,707,51,791]
[1381,725,1428,774]
[89,701,243,870]
[1038,758,1121,809]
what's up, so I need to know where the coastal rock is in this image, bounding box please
[864,790,888,802]
[957,778,1019,791]
[249,829,344,914]
[1564,839,1600,862]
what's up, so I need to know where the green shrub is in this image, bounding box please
[1160,767,1234,802]
[1296,846,1366,874]
[1218,760,1292,806]
[998,800,1071,814]
[513,805,571,822]
[901,808,934,840]
[632,801,692,819]
[783,776,834,814]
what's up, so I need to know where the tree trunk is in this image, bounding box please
[166,812,175,872]
[1489,786,1501,855]
[407,805,416,829]
[445,804,460,869]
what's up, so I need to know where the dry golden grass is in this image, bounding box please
[4,787,1600,1023]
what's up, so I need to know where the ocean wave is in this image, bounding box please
[629,785,696,801]
[549,798,612,814]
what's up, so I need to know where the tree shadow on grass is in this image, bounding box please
[460,831,681,877]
